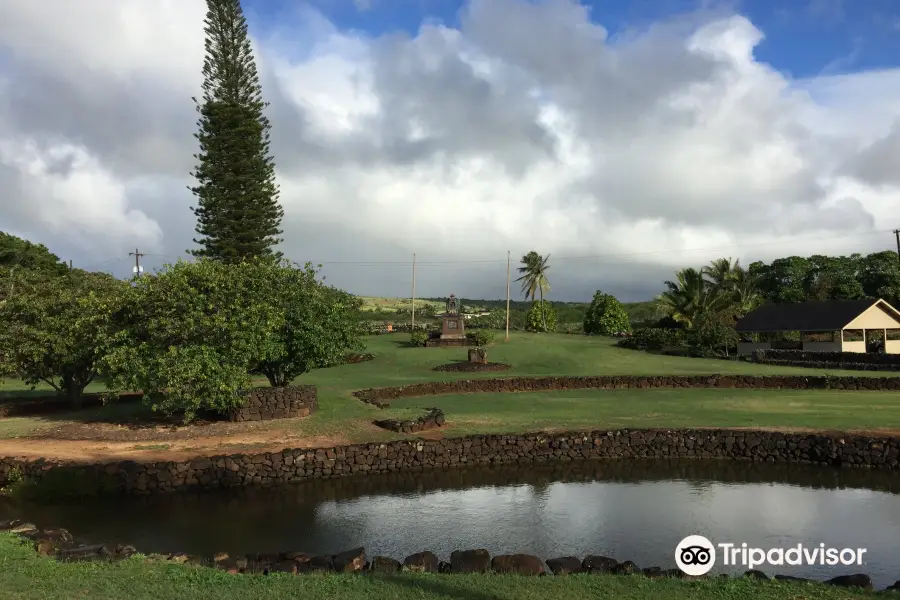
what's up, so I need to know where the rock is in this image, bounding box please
[333,547,366,572]
[213,552,229,563]
[450,549,491,574]
[25,528,73,543]
[279,550,312,563]
[546,556,583,575]
[660,568,685,578]
[490,554,545,576]
[34,538,59,556]
[582,555,618,573]
[368,556,401,573]
[114,544,137,559]
[744,569,769,580]
[7,522,37,535]
[774,574,809,583]
[58,544,109,561]
[168,553,191,564]
[271,560,298,574]
[825,574,872,590]
[885,580,900,592]
[612,560,639,575]
[438,560,452,574]
[402,551,440,573]
[307,555,333,571]
[642,566,663,578]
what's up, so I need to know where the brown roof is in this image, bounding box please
[735,299,884,332]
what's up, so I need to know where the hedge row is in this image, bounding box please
[753,349,900,366]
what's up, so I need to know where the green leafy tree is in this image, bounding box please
[525,300,557,332]
[751,256,811,303]
[800,254,864,301]
[687,305,740,358]
[251,262,364,386]
[0,232,68,275]
[515,251,551,330]
[859,251,900,304]
[100,259,283,421]
[0,269,126,408]
[583,290,631,335]
[189,0,284,263]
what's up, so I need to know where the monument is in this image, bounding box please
[440,294,466,340]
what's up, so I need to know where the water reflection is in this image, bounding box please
[2,459,898,587]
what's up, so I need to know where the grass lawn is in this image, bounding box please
[0,534,878,600]
[0,334,898,453]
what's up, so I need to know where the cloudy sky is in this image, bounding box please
[2,0,900,301]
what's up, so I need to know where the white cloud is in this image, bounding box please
[1,0,899,300]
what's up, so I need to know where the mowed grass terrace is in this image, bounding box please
[0,333,899,456]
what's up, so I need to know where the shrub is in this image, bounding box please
[252,263,364,386]
[0,268,127,408]
[100,259,284,422]
[467,329,495,346]
[525,301,557,332]
[409,330,428,347]
[583,290,631,335]
[617,327,686,351]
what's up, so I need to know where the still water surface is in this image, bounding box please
[3,460,900,587]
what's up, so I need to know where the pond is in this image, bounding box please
[3,459,900,587]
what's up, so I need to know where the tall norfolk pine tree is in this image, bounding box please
[189,0,284,263]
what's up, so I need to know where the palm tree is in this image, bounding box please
[656,267,720,329]
[515,251,551,330]
[702,258,761,316]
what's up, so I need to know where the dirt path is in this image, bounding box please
[1,425,897,464]
[0,432,353,463]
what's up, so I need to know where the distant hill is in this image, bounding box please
[358,296,662,327]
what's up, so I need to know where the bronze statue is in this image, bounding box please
[446,294,459,315]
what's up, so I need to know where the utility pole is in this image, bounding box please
[894,230,900,266]
[505,250,511,342]
[68,260,73,271]
[411,253,416,331]
[128,248,145,277]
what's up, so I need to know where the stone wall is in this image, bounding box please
[229,386,318,422]
[374,408,445,433]
[353,374,900,405]
[2,428,898,495]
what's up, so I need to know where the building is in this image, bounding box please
[734,298,900,356]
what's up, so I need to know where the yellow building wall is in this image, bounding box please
[841,341,866,353]
[844,304,900,330]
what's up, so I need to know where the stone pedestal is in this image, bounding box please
[440,314,466,340]
[468,348,487,364]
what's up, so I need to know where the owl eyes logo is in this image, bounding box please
[675,535,716,576]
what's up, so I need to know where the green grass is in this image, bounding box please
[382,388,900,433]
[1,333,898,443]
[0,533,878,600]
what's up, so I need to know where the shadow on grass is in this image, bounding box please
[371,573,506,600]
[0,397,233,430]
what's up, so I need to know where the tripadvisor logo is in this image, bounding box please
[675,535,868,576]
[675,535,716,576]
